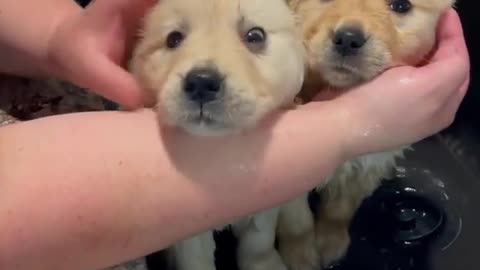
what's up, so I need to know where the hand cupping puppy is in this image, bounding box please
[275,3,469,269]
[46,0,156,109]
[316,8,469,158]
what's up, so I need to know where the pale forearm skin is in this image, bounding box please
[0,106,347,270]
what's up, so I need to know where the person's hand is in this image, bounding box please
[46,0,156,109]
[324,8,470,157]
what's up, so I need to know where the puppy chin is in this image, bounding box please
[319,58,389,89]
[160,107,254,137]
[323,70,364,89]
[182,122,238,137]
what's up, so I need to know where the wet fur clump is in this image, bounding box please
[277,0,454,269]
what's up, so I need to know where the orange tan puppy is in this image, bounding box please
[277,0,454,269]
[129,0,305,270]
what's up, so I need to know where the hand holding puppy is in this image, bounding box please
[46,0,155,109]
[324,9,470,157]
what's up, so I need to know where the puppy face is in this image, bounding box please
[130,0,305,136]
[290,0,453,88]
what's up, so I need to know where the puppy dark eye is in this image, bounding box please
[389,0,412,13]
[166,31,185,49]
[244,27,267,52]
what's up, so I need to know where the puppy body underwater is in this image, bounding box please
[277,0,454,269]
[129,0,305,270]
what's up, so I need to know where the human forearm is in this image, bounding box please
[0,0,81,77]
[0,107,347,270]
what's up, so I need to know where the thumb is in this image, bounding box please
[79,52,146,109]
[78,0,156,109]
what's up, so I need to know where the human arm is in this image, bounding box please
[0,107,350,270]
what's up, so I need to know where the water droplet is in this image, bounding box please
[403,187,417,193]
[432,177,446,188]
[355,123,382,139]
[399,76,414,85]
[232,163,257,174]
[396,166,407,178]
[422,169,432,175]
[402,241,414,246]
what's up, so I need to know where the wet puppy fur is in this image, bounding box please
[129,1,306,270]
[277,0,454,269]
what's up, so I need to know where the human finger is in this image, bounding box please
[80,54,146,109]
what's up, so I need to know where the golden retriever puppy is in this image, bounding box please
[130,0,304,137]
[129,0,305,270]
[277,0,454,269]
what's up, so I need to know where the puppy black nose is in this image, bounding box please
[184,68,223,104]
[332,27,367,56]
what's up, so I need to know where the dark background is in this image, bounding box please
[451,0,480,130]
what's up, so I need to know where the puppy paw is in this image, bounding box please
[315,225,350,269]
[239,250,288,270]
[279,231,320,270]
[294,96,305,105]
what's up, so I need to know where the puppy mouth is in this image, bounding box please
[326,58,365,82]
[317,56,369,89]
[323,52,387,87]
[331,61,361,75]
[174,95,258,136]
[185,104,224,126]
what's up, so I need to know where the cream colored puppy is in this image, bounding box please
[129,0,305,270]
[277,0,454,269]
[130,0,304,137]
